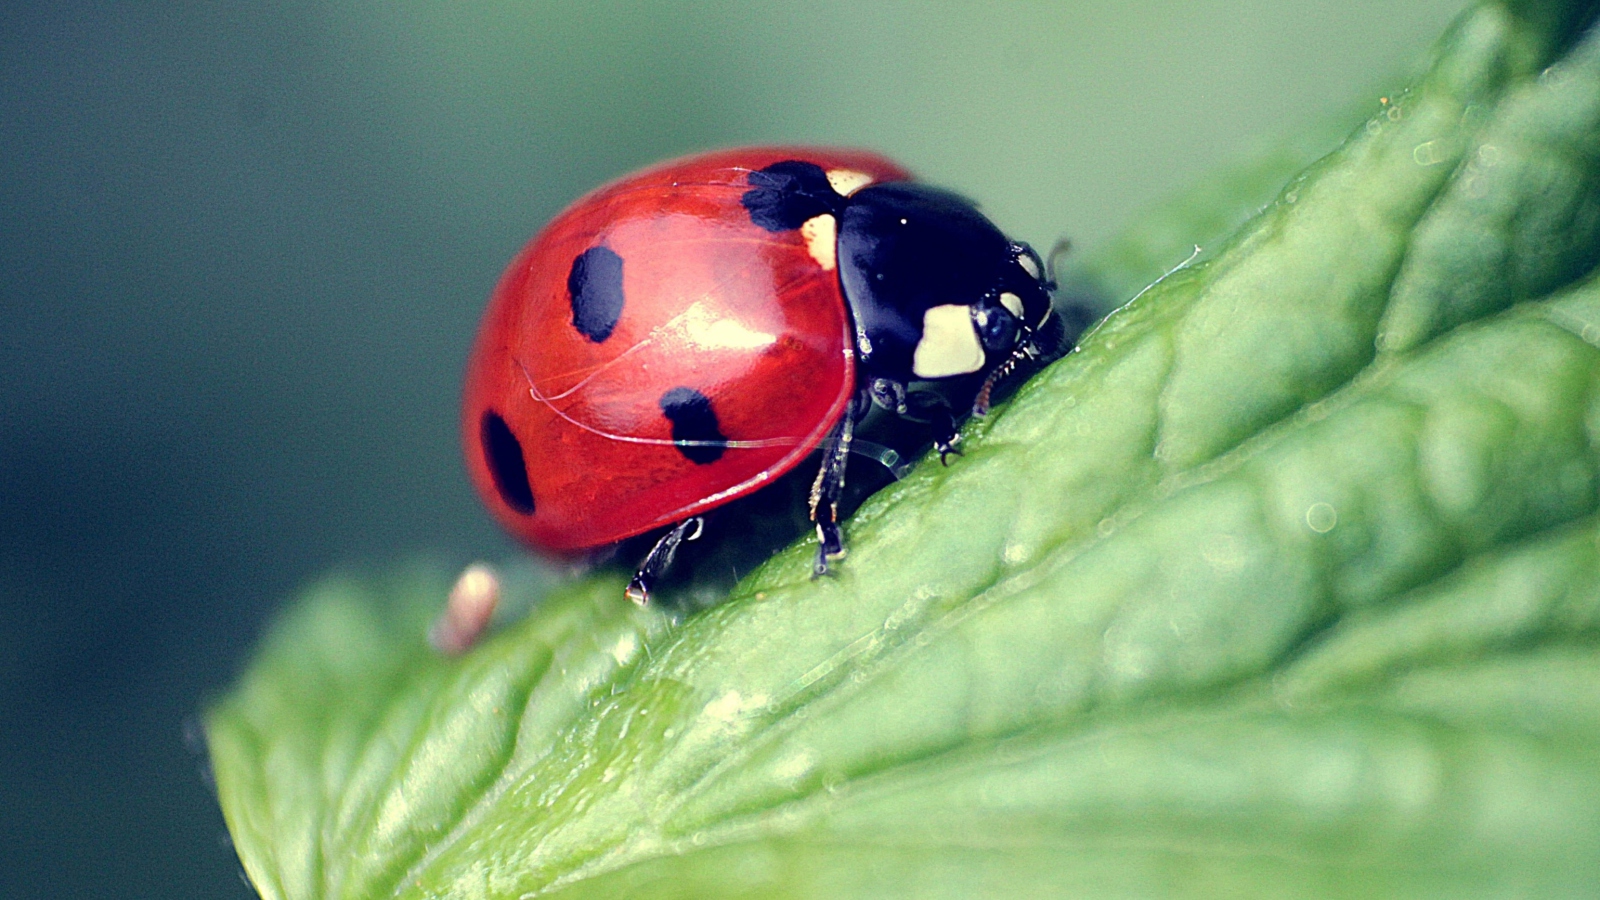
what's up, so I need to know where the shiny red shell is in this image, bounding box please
[462,147,912,552]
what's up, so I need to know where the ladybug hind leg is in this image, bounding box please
[810,396,867,578]
[626,517,705,605]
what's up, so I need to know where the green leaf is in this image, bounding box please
[208,3,1600,897]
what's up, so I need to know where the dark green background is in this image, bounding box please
[1,2,1464,897]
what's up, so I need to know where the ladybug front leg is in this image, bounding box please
[625,516,704,604]
[873,378,961,464]
[901,390,962,464]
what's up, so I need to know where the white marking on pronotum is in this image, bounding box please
[800,214,837,271]
[516,358,801,451]
[999,291,1024,319]
[912,304,985,378]
[825,168,874,197]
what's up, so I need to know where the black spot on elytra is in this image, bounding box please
[741,160,843,232]
[481,411,535,514]
[568,246,625,342]
[659,387,727,464]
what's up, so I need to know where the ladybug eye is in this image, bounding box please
[971,303,1018,354]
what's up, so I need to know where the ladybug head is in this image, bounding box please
[971,241,1057,416]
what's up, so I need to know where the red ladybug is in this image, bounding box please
[462,147,1057,602]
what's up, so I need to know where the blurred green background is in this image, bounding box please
[1,2,1466,897]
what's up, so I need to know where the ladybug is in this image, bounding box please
[462,147,1059,603]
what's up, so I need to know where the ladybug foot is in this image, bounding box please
[813,521,847,578]
[623,574,652,606]
[908,397,961,465]
[935,434,963,465]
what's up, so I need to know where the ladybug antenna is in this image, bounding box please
[1044,237,1072,288]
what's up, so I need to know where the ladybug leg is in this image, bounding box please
[809,402,860,578]
[868,377,909,416]
[904,391,962,464]
[625,516,705,605]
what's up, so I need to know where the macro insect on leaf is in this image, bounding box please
[461,148,1069,602]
